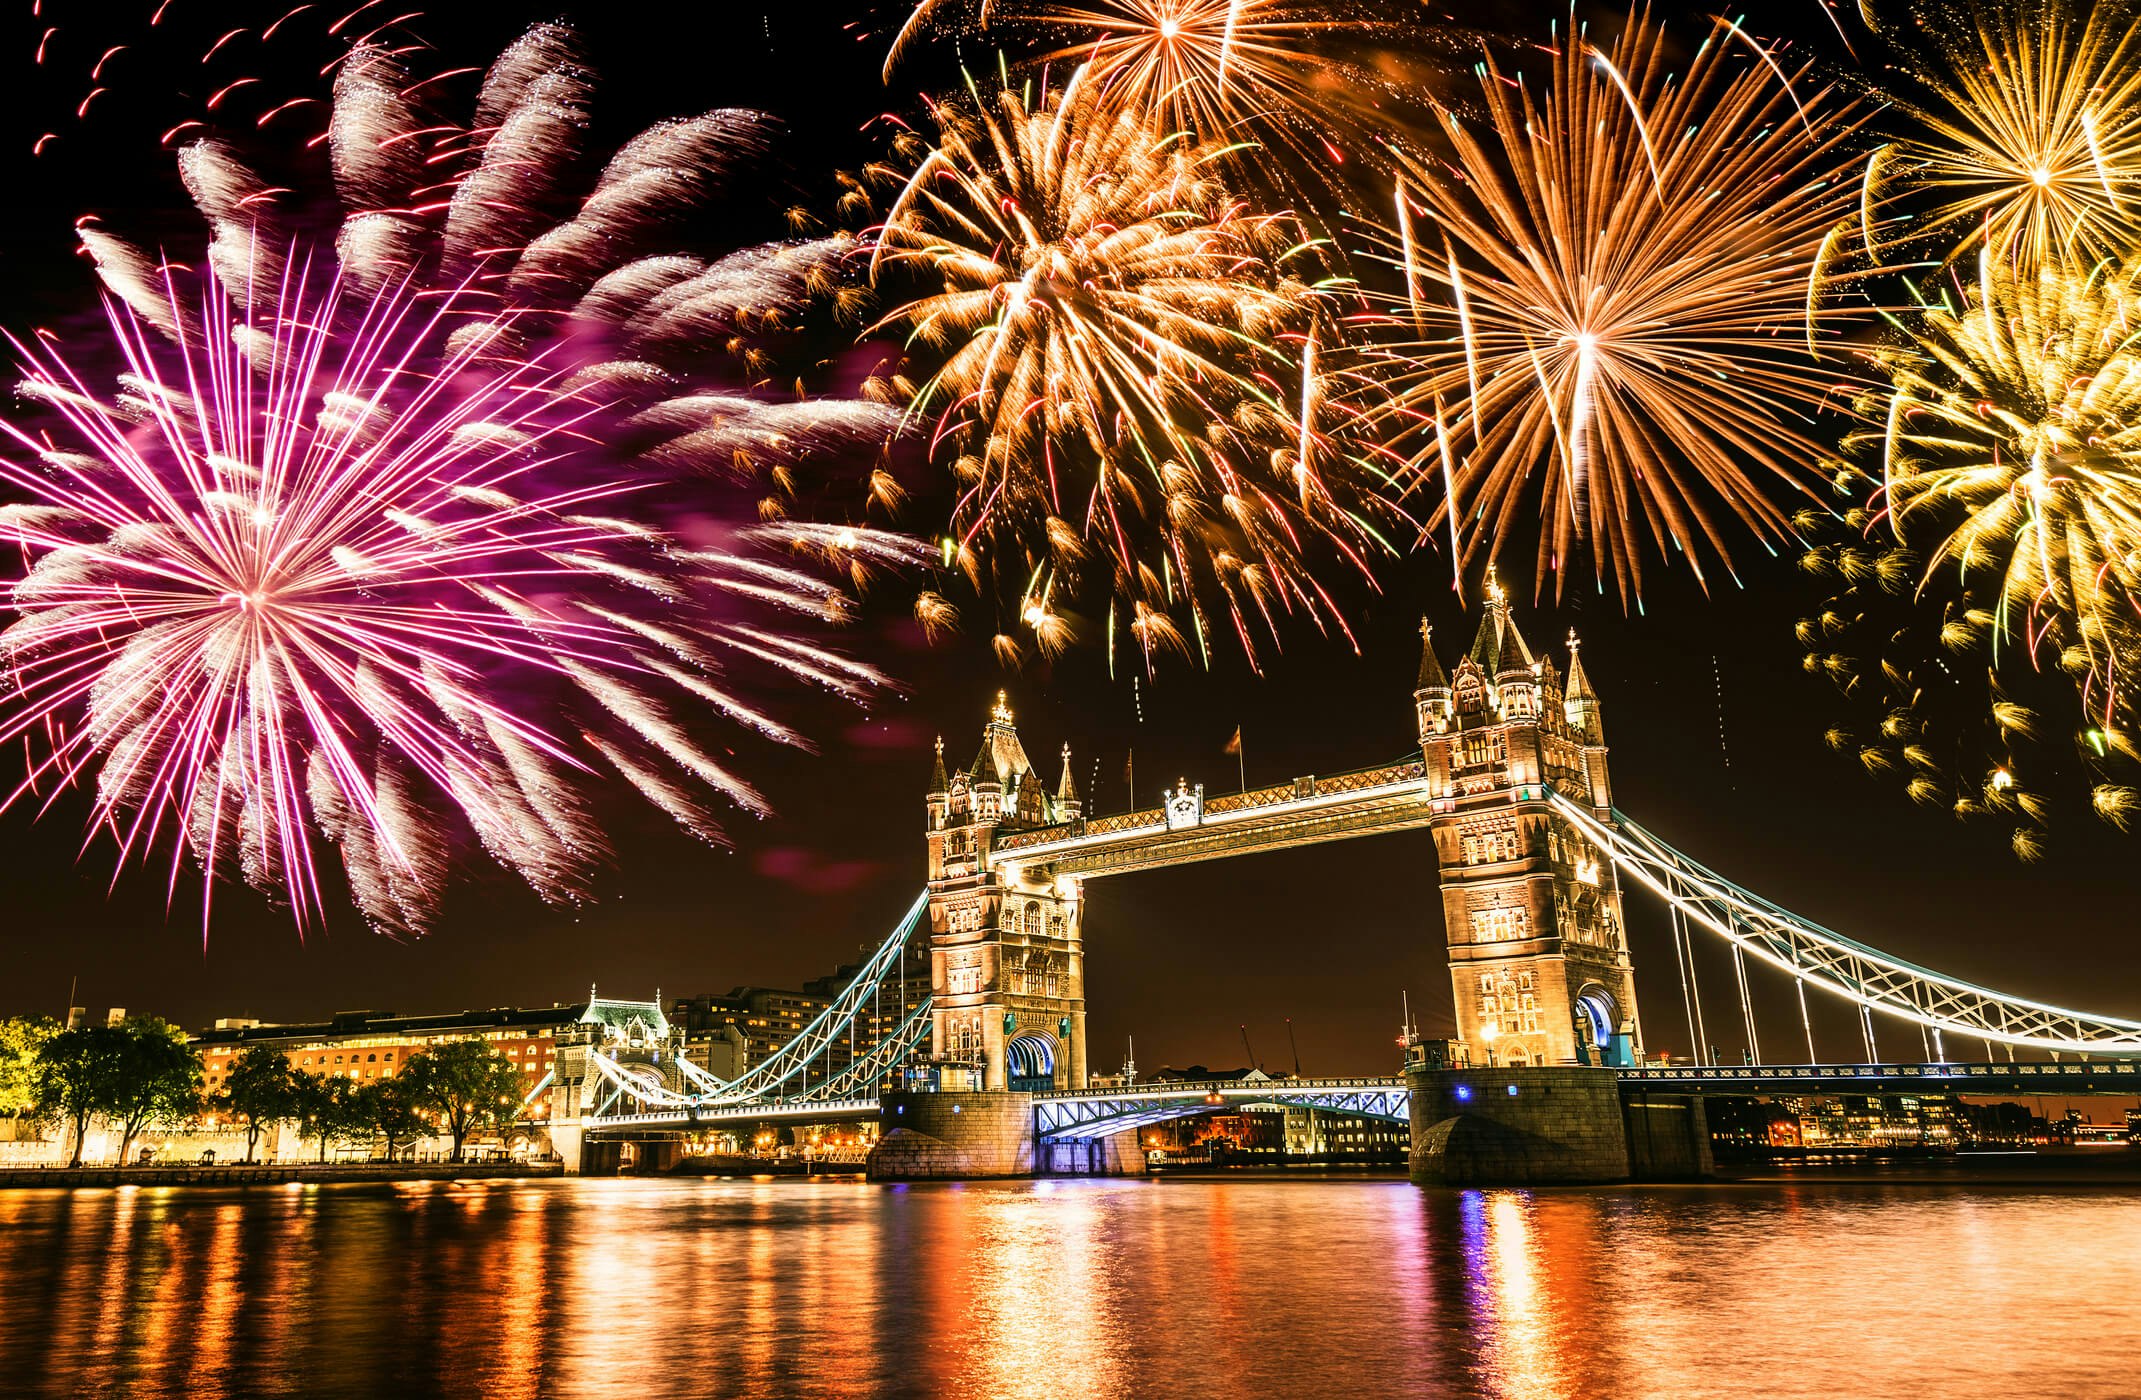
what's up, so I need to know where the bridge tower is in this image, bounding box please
[1417,579,1641,1068]
[925,694,1088,1092]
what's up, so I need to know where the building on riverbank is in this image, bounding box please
[192,1003,583,1114]
[0,997,676,1173]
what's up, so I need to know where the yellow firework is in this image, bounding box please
[1372,13,1865,600]
[868,70,1400,666]
[1876,254,2141,717]
[1871,0,2141,266]
[1797,256,2141,854]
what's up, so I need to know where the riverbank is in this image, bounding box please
[0,1160,565,1190]
[1715,1145,2141,1187]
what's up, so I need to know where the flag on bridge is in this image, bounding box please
[1222,726,1242,755]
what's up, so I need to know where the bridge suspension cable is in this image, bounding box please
[587,891,933,1115]
[1552,794,2141,1055]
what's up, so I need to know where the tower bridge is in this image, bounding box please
[919,576,1634,1095]
[564,584,2141,1185]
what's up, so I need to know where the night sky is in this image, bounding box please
[0,1,2134,1077]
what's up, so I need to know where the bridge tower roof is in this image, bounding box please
[1466,572,1534,676]
[969,690,1035,788]
[1566,629,1598,702]
[1416,618,1449,693]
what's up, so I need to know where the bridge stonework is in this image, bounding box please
[1417,582,1644,1070]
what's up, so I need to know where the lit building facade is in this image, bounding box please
[924,693,1088,1092]
[1417,582,1643,1069]
[193,1005,579,1126]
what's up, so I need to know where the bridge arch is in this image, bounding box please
[1006,1033,1059,1093]
[1574,984,1617,1048]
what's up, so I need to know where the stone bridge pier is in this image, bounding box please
[866,1091,1142,1180]
[1406,1064,1712,1185]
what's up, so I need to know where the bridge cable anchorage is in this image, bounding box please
[1549,794,2141,1055]
[584,891,935,1123]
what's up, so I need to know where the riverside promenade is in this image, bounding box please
[0,1160,564,1189]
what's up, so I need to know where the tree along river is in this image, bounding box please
[1,1173,2137,1398]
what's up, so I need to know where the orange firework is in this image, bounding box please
[1371,12,1868,601]
[868,70,1402,667]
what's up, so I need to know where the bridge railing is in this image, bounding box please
[1620,1061,2141,1084]
[992,757,1431,855]
[587,1098,884,1130]
[1031,1075,1405,1101]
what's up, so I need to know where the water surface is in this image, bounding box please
[1,1175,2135,1398]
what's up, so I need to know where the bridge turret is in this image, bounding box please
[1564,631,1611,813]
[1414,618,1452,740]
[926,736,949,830]
[1056,743,1082,821]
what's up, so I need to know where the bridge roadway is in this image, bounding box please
[583,1061,2141,1139]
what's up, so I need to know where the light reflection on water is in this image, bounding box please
[1,1176,2136,1398]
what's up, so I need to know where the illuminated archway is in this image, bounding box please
[1005,1034,1058,1093]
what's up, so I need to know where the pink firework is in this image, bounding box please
[0,27,922,934]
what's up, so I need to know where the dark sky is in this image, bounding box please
[0,1,2135,1076]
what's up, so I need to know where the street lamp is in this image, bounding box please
[1481,1021,1501,1068]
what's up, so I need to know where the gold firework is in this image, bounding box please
[1799,256,2141,852]
[1018,0,1410,148]
[868,71,1400,665]
[1373,13,1866,600]
[885,0,1445,198]
[1877,254,2141,720]
[1871,0,2141,266]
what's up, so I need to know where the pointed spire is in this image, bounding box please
[1415,618,1448,693]
[929,735,949,794]
[1566,628,1597,701]
[1467,568,1507,672]
[1057,742,1079,805]
[1465,567,1537,676]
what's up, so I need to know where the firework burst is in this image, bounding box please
[0,27,923,934]
[1801,255,2141,850]
[1368,13,1868,601]
[886,0,1447,194]
[1867,0,2141,266]
[868,69,1401,666]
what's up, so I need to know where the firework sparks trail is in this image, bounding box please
[883,0,1454,199]
[1802,255,2141,854]
[867,68,1405,668]
[1367,11,1869,601]
[0,25,925,935]
[1867,0,2141,266]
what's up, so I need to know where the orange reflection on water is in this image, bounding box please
[7,1175,2141,1397]
[939,1181,1130,1400]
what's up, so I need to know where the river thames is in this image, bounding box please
[1,1174,2135,1398]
